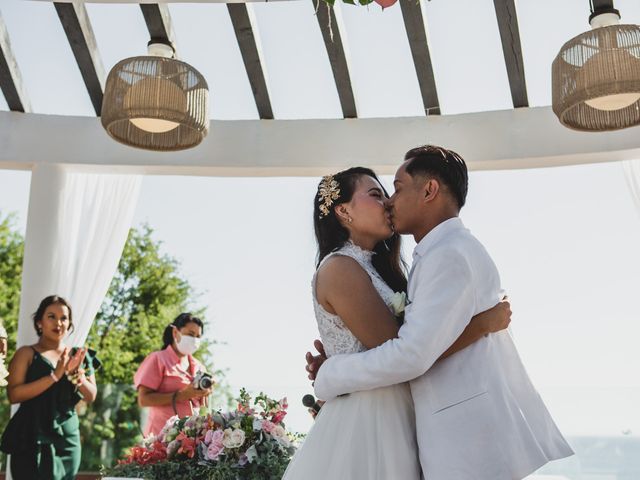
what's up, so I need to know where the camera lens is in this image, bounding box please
[200,377,213,389]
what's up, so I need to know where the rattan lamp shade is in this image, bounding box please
[101,56,209,151]
[552,24,640,131]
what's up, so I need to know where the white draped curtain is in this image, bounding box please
[623,160,640,218]
[8,164,141,479]
[16,164,142,348]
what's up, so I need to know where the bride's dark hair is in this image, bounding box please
[313,167,407,293]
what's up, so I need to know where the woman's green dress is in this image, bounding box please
[1,347,101,480]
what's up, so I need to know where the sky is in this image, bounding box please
[1,0,640,457]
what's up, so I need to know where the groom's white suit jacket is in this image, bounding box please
[314,218,573,480]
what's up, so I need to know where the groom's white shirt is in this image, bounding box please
[314,217,573,480]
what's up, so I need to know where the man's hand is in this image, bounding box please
[479,297,512,336]
[305,339,327,382]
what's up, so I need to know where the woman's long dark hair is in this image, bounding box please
[162,313,204,349]
[313,167,408,293]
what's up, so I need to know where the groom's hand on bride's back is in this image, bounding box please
[305,339,327,382]
[479,297,512,336]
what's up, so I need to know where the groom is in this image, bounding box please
[308,145,573,479]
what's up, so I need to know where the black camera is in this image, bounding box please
[192,371,213,390]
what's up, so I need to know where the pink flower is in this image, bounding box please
[374,0,398,8]
[261,420,276,433]
[272,411,287,424]
[206,441,225,461]
[205,430,225,461]
[204,429,216,445]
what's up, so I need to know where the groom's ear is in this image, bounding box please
[422,178,440,203]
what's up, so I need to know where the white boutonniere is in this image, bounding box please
[389,292,407,318]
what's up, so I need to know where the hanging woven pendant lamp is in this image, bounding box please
[101,41,209,151]
[552,0,640,131]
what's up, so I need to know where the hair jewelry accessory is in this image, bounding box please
[318,175,341,219]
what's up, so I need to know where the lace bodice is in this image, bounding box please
[312,242,397,357]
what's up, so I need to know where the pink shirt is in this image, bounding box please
[134,346,205,437]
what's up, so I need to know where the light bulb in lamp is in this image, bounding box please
[129,118,180,133]
[585,93,640,111]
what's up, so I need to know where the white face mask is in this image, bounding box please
[175,333,201,356]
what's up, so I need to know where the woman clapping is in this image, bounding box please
[1,295,101,480]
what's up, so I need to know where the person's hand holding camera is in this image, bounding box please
[177,383,211,401]
[178,371,215,401]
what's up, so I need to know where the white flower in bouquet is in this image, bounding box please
[163,426,180,443]
[166,439,181,458]
[270,425,291,447]
[0,359,9,387]
[245,444,258,463]
[222,428,246,449]
[141,435,158,448]
[389,291,407,317]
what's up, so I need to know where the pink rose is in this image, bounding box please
[205,430,225,461]
[206,441,224,461]
[261,420,276,433]
[204,429,215,445]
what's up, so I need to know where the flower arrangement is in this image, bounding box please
[0,358,8,387]
[104,389,298,480]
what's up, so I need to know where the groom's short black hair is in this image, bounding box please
[404,145,468,209]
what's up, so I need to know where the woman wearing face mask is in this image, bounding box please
[134,313,213,436]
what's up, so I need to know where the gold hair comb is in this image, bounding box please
[318,175,341,218]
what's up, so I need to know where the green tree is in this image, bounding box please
[0,213,24,460]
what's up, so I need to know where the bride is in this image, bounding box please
[282,167,511,479]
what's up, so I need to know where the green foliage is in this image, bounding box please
[104,458,289,480]
[0,213,24,466]
[0,213,23,356]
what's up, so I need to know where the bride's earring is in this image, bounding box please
[348,217,353,224]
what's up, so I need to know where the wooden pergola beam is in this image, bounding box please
[227,4,274,119]
[140,4,177,55]
[493,0,528,108]
[54,2,105,115]
[316,4,357,118]
[399,0,440,116]
[0,11,30,112]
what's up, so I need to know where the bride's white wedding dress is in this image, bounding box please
[283,242,421,480]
